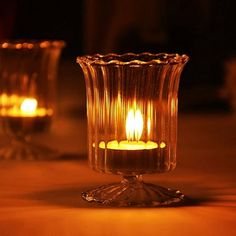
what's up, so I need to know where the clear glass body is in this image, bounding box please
[77,52,189,206]
[0,40,65,160]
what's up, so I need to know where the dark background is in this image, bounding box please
[1,0,236,112]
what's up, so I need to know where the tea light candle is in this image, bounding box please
[93,108,166,174]
[0,94,52,117]
[0,94,53,134]
[97,140,166,150]
[8,98,52,117]
[96,108,165,151]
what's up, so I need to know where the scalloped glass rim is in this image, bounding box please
[77,52,189,65]
[0,40,66,49]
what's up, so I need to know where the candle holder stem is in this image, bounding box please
[82,175,185,207]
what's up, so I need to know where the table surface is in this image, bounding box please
[0,113,236,236]
[0,62,236,236]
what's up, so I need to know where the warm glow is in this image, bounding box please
[16,43,22,49]
[93,106,166,151]
[97,140,158,150]
[40,41,50,48]
[20,98,38,115]
[147,118,151,137]
[126,108,143,141]
[0,93,9,105]
[2,42,8,48]
[160,142,166,148]
[0,94,53,117]
[27,43,34,49]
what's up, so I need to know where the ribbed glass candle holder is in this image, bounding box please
[0,40,65,160]
[77,52,189,206]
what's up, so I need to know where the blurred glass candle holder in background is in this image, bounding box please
[0,40,65,160]
[0,95,52,135]
[77,52,189,207]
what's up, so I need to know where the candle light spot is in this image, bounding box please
[16,43,22,49]
[20,98,38,115]
[160,142,166,148]
[2,43,8,48]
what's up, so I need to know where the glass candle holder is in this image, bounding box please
[0,40,65,160]
[77,52,189,207]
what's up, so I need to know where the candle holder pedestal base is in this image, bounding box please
[82,175,184,207]
[0,138,58,160]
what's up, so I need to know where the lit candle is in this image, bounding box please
[96,108,165,151]
[94,108,166,174]
[0,94,53,134]
[0,94,52,117]
[20,98,38,115]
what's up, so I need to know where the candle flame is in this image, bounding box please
[126,108,143,141]
[20,98,38,115]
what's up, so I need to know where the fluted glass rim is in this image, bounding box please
[77,52,189,66]
[0,40,66,50]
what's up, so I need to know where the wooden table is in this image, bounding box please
[0,113,236,236]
